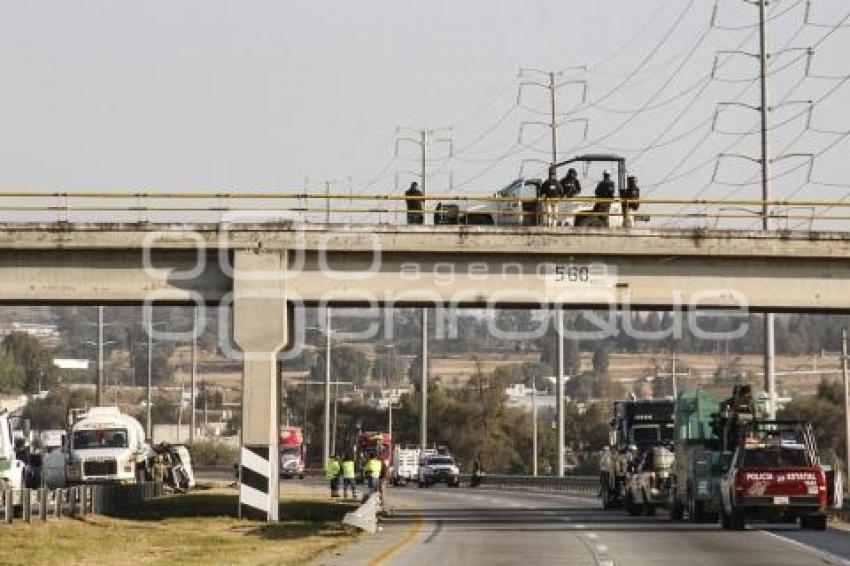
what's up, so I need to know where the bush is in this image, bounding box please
[187,439,238,466]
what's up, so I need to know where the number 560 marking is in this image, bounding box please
[554,265,590,283]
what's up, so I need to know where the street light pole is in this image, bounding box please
[532,374,538,477]
[323,308,332,467]
[96,305,104,406]
[420,309,428,455]
[555,308,565,477]
[842,329,850,484]
[190,306,197,444]
[146,309,153,441]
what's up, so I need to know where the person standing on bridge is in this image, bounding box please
[539,171,560,227]
[341,453,357,500]
[560,168,582,199]
[325,453,341,498]
[405,181,424,225]
[593,170,616,226]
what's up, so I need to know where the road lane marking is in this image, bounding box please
[596,545,609,553]
[367,506,424,566]
[586,533,598,539]
[757,529,850,566]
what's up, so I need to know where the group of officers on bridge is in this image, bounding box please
[403,169,640,226]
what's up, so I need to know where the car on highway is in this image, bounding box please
[418,454,460,488]
[719,422,828,530]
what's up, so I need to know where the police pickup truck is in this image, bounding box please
[719,420,827,530]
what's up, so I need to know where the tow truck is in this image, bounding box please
[719,420,828,530]
[600,398,674,511]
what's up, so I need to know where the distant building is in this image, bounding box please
[0,322,60,347]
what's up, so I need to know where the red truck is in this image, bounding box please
[719,420,827,530]
[279,426,305,480]
[356,431,392,481]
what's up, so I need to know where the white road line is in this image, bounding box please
[596,545,609,553]
[574,524,586,529]
[757,530,850,566]
[586,533,598,540]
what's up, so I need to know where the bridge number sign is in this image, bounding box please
[546,262,617,297]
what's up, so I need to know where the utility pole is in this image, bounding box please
[518,68,588,168]
[395,126,453,223]
[146,309,153,441]
[323,308,332,467]
[555,308,565,477]
[757,0,777,419]
[671,350,678,401]
[420,308,428,455]
[96,305,104,406]
[532,374,538,477]
[841,328,850,485]
[325,181,331,224]
[190,306,197,444]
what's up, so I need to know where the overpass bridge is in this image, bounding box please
[3,220,850,519]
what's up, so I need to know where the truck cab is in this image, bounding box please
[0,410,25,490]
[418,454,460,488]
[279,427,305,480]
[65,407,149,485]
[719,421,827,530]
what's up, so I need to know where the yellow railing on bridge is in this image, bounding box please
[0,190,846,230]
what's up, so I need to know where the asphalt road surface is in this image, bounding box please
[319,486,850,566]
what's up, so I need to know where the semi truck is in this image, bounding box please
[600,398,675,510]
[279,426,305,479]
[355,431,393,482]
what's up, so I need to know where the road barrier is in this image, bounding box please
[342,492,381,534]
[460,474,598,495]
[0,482,163,524]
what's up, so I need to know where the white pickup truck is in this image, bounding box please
[462,177,624,228]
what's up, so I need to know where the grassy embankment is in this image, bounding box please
[0,483,359,565]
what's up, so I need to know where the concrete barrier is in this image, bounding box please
[342,493,380,534]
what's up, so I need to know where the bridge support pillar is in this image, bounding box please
[233,249,288,521]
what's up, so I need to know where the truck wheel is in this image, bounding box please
[669,497,684,520]
[729,509,746,530]
[626,491,642,517]
[688,492,706,523]
[800,515,827,531]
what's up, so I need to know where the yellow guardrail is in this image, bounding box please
[0,190,844,227]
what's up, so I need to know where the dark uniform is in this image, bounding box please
[560,168,582,198]
[405,182,424,225]
[594,172,616,225]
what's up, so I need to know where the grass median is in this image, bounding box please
[0,483,360,565]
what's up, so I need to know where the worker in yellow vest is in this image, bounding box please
[325,454,341,498]
[341,453,357,499]
[365,454,382,493]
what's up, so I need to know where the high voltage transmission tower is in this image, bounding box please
[711,0,816,418]
[517,68,588,169]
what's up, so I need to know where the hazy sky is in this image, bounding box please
[0,1,848,227]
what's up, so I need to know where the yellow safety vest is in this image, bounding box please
[367,458,382,478]
[325,459,340,479]
[342,460,355,479]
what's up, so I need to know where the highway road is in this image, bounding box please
[319,487,850,566]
